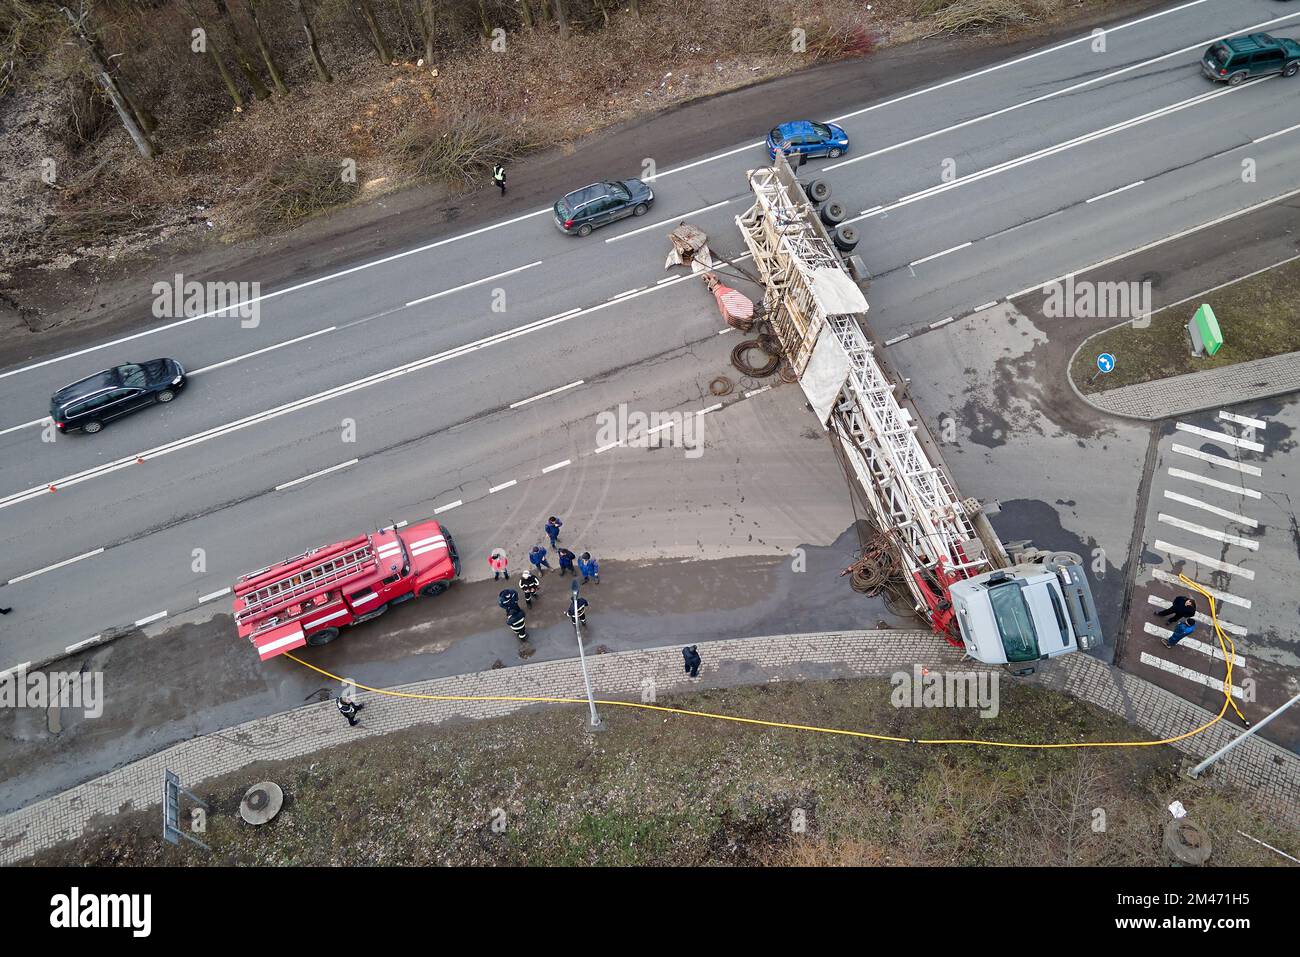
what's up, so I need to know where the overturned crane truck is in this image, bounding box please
[232,521,460,661]
[736,153,1102,667]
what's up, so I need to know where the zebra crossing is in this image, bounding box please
[1135,408,1268,702]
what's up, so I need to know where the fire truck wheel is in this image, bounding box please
[83,420,103,434]
[306,627,340,646]
[420,581,449,598]
[156,389,176,403]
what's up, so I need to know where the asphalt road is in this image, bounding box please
[3,0,1299,668]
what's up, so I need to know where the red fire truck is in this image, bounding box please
[233,520,459,661]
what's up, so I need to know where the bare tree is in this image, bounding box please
[212,0,269,99]
[244,0,287,95]
[552,0,568,39]
[289,0,331,82]
[57,3,154,158]
[412,0,435,65]
[182,0,243,109]
[629,0,639,16]
[355,0,392,63]
[517,0,534,32]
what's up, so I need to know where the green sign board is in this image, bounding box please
[1189,303,1223,357]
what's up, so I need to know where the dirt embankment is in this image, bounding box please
[23,676,1294,866]
[1,0,1127,339]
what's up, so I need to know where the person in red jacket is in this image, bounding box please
[488,549,509,581]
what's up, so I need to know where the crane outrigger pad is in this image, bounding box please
[665,222,716,271]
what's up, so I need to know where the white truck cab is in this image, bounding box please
[948,559,1102,666]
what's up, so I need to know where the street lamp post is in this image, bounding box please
[1188,689,1300,778]
[571,579,603,731]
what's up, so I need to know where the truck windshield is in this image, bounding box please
[988,582,1041,662]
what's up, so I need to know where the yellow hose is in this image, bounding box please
[284,572,1244,750]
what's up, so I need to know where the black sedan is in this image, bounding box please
[553,179,655,237]
[50,359,187,434]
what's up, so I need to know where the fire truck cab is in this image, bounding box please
[233,520,459,660]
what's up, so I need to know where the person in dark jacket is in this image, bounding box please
[336,694,364,727]
[557,547,577,576]
[498,588,520,611]
[493,163,507,195]
[1155,595,1196,623]
[565,595,589,627]
[519,569,540,606]
[506,604,528,642]
[546,516,563,548]
[529,545,551,574]
[579,552,601,584]
[682,645,701,678]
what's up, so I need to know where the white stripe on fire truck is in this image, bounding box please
[411,544,448,558]
[302,608,349,629]
[376,543,403,557]
[258,633,307,658]
[352,592,381,606]
[406,534,445,551]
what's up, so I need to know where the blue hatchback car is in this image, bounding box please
[766,121,850,161]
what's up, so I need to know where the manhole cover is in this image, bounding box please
[1164,818,1212,865]
[240,781,284,825]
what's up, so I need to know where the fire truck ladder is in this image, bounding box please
[738,163,992,617]
[235,540,374,622]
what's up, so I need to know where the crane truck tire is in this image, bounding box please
[833,224,860,252]
[1044,551,1084,567]
[803,179,831,204]
[820,202,846,227]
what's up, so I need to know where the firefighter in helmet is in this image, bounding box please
[518,569,540,607]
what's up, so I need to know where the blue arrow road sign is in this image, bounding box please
[1097,353,1115,374]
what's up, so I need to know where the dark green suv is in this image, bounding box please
[1202,33,1300,85]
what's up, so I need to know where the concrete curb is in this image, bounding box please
[2,629,1297,864]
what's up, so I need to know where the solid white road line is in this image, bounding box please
[134,611,168,628]
[1143,622,1245,664]
[488,479,517,493]
[1176,422,1264,452]
[1158,513,1258,551]
[697,403,723,415]
[1145,597,1247,640]
[884,334,910,346]
[510,380,584,409]
[64,636,103,655]
[605,200,732,243]
[1171,444,1261,476]
[826,0,1222,133]
[1085,180,1144,204]
[1167,467,1260,499]
[910,243,970,267]
[405,261,542,307]
[1218,410,1267,430]
[199,587,232,604]
[6,547,104,585]
[434,500,462,514]
[275,459,358,491]
[974,301,999,312]
[593,440,624,454]
[1139,651,1244,699]
[1253,121,1300,144]
[541,460,571,474]
[0,417,49,437]
[1151,568,1251,610]
[1162,490,1257,528]
[1007,184,1300,301]
[929,316,955,329]
[189,326,337,376]
[856,84,1250,226]
[1153,540,1254,580]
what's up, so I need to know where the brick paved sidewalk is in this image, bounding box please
[1077,350,1300,421]
[2,630,1296,863]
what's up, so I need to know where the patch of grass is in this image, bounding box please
[1071,258,1300,394]
[391,109,538,188]
[241,155,361,233]
[24,677,1298,867]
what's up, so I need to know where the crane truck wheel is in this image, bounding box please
[1044,551,1084,567]
[820,202,846,227]
[419,581,449,598]
[306,627,340,646]
[803,179,831,204]
[833,224,860,252]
